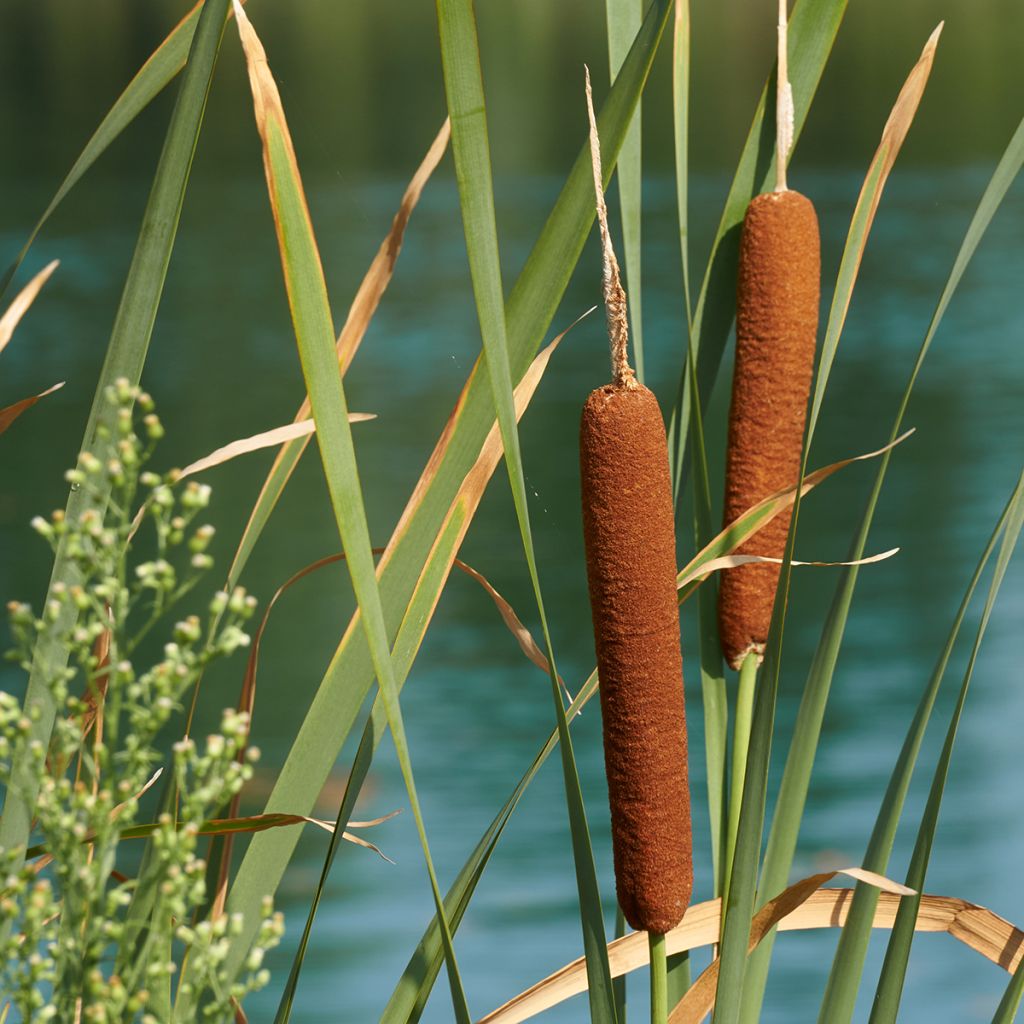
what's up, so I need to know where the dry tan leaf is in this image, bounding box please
[475,869,1024,1024]
[669,868,912,1024]
[827,25,941,336]
[176,413,374,482]
[680,547,900,589]
[683,430,914,583]
[0,261,58,356]
[0,381,64,435]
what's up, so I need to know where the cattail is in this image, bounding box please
[580,69,692,935]
[717,1,821,671]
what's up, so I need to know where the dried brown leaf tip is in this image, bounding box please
[580,72,692,934]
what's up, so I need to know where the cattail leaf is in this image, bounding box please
[228,6,470,1022]
[672,0,692,329]
[992,960,1024,1024]
[434,24,601,1005]
[224,1,671,1005]
[667,0,850,496]
[0,260,58,355]
[868,472,1024,1024]
[799,111,1024,1024]
[0,0,232,912]
[474,872,1024,1024]
[432,14,607,1005]
[0,3,230,298]
[275,327,577,1023]
[226,119,450,591]
[606,0,645,381]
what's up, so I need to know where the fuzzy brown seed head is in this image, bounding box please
[580,383,693,934]
[719,189,821,670]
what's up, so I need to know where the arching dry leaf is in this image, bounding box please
[477,874,1024,1024]
[176,413,374,482]
[679,547,899,590]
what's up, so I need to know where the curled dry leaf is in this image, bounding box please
[477,870,1024,1024]
[0,260,58,356]
[680,429,914,588]
[453,558,571,700]
[678,547,900,591]
[176,413,375,482]
[0,382,64,436]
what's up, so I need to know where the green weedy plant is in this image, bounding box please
[0,382,281,1022]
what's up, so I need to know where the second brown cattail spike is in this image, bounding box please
[581,70,692,935]
[718,0,821,671]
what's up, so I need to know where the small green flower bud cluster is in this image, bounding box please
[0,385,279,1021]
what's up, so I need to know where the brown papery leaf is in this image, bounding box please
[0,261,58,356]
[476,869,1024,1024]
[176,413,374,482]
[0,382,64,435]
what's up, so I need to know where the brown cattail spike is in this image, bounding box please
[580,384,693,934]
[718,189,821,670]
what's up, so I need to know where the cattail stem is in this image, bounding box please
[722,650,759,924]
[650,931,668,1024]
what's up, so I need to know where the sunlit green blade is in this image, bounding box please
[868,472,1024,1024]
[221,0,672,987]
[437,1,618,1017]
[0,2,206,297]
[227,7,470,1020]
[667,0,848,497]
[607,0,644,381]
[0,0,230,884]
[992,960,1024,1024]
[811,112,1024,1024]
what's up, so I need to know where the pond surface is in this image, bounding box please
[0,3,1022,1022]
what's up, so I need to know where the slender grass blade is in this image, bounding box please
[868,472,1024,1024]
[0,0,231,894]
[229,7,470,1019]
